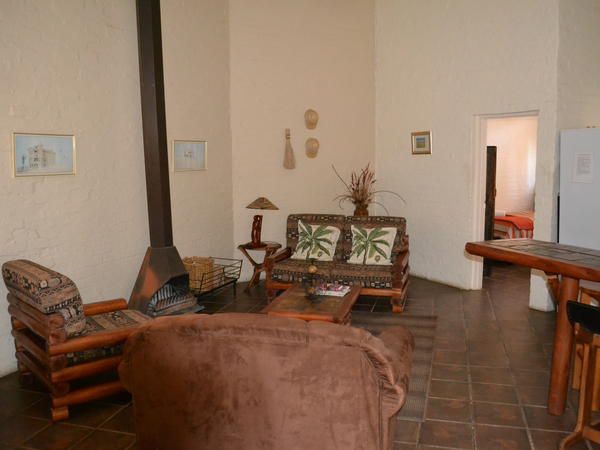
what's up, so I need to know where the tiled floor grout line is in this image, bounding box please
[462,294,477,450]
[417,305,436,448]
[489,281,541,450]
[66,428,95,450]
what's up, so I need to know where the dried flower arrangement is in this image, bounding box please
[332,164,405,216]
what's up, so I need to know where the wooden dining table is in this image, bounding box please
[465,239,600,416]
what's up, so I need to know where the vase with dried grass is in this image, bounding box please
[332,164,405,216]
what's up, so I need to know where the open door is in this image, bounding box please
[483,146,497,276]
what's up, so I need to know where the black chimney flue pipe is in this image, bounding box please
[136,0,173,248]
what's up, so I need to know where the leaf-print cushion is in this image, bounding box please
[290,220,341,261]
[347,225,397,265]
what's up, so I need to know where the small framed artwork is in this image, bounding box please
[173,140,207,171]
[411,130,432,155]
[13,133,76,177]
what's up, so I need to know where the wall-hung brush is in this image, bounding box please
[283,128,295,169]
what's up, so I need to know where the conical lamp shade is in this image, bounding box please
[246,197,278,210]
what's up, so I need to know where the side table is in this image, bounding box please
[237,241,282,291]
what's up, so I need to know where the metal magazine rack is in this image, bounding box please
[190,257,242,297]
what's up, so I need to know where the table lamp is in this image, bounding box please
[246,197,279,247]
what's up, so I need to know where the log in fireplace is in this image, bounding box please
[128,0,197,316]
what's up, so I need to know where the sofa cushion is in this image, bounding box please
[2,260,86,338]
[290,220,341,262]
[330,263,394,289]
[341,216,407,262]
[347,225,397,265]
[286,214,345,261]
[271,259,335,284]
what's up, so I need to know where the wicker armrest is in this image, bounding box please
[265,247,292,270]
[83,299,128,316]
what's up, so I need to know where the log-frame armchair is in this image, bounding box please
[3,260,150,421]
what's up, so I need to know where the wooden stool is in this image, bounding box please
[572,284,600,411]
[561,301,600,449]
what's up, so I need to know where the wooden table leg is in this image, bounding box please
[238,244,280,292]
[548,276,580,415]
[246,266,262,290]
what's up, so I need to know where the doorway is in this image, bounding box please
[471,112,539,283]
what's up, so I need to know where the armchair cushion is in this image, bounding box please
[84,309,151,335]
[271,259,335,284]
[330,263,394,288]
[67,310,150,365]
[2,260,86,337]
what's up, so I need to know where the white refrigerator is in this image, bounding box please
[559,128,600,249]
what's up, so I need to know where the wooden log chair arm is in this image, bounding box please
[83,298,128,316]
[6,295,147,421]
[264,247,293,272]
[50,328,139,356]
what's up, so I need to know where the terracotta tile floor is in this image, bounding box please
[394,263,595,450]
[0,263,594,449]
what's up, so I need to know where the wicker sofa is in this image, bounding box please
[265,214,410,312]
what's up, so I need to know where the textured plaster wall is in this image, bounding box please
[0,1,147,375]
[229,0,375,280]
[486,117,538,213]
[557,0,600,129]
[162,0,233,259]
[375,0,560,299]
[0,0,234,376]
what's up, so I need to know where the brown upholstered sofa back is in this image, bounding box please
[119,313,413,450]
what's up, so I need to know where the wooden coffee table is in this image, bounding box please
[262,284,361,324]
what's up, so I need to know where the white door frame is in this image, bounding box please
[468,110,540,289]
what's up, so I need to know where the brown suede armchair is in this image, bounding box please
[119,312,414,450]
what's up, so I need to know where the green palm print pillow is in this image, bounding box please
[347,225,397,265]
[290,220,341,261]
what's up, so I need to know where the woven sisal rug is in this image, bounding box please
[351,311,436,420]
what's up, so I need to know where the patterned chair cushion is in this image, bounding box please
[67,310,151,366]
[271,259,336,284]
[83,309,151,335]
[286,215,345,262]
[341,216,408,262]
[2,260,86,338]
[329,263,394,289]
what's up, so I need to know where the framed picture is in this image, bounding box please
[411,130,432,155]
[13,133,75,177]
[173,140,207,171]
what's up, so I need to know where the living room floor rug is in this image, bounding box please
[351,311,436,421]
